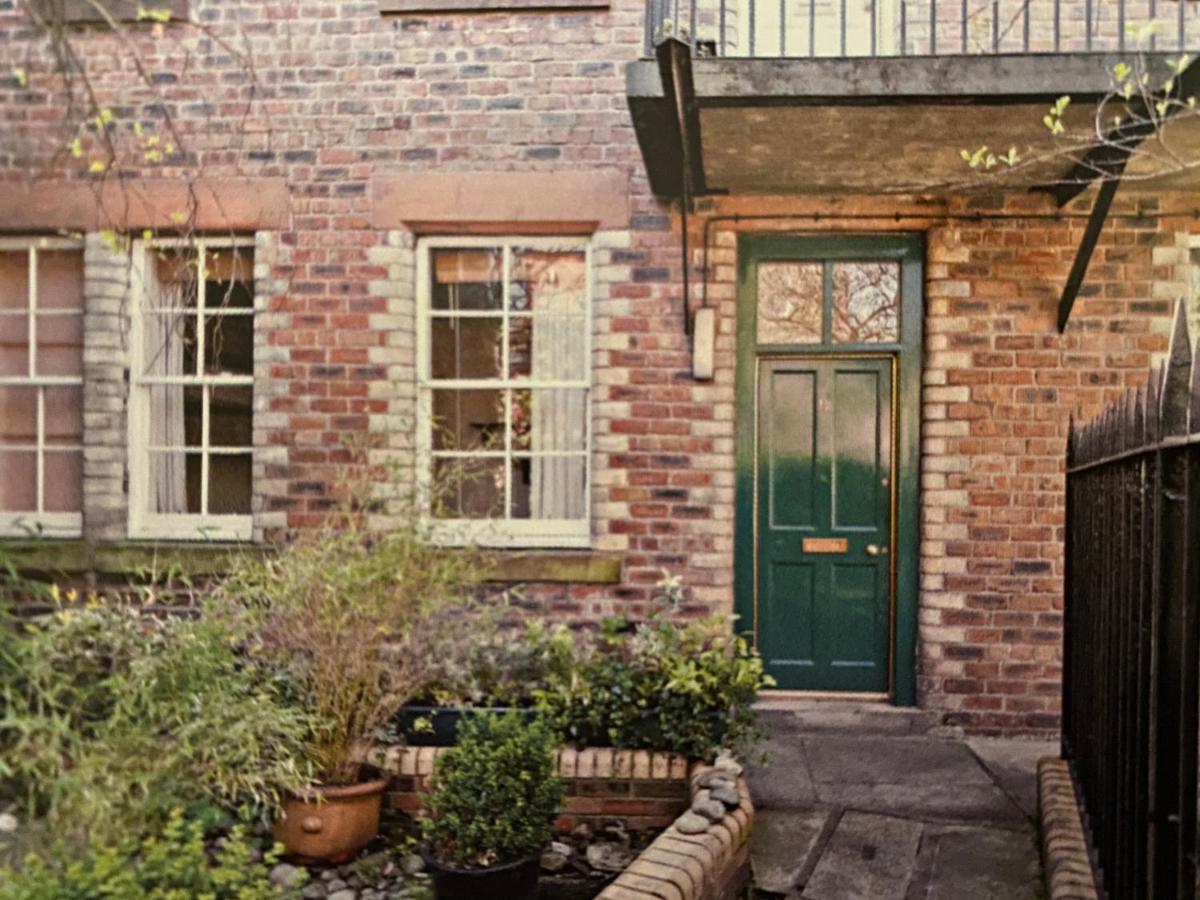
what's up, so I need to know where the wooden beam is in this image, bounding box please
[1057,173,1122,332]
[655,37,707,200]
[1047,57,1200,207]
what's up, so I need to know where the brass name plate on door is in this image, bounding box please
[802,538,848,554]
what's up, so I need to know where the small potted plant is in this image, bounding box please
[211,487,486,864]
[421,712,564,900]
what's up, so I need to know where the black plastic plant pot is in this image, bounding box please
[397,705,537,746]
[422,848,541,900]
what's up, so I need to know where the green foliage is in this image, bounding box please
[535,614,772,761]
[210,511,486,786]
[0,599,315,843]
[0,808,295,900]
[422,713,563,868]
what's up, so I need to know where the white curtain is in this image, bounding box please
[529,255,586,520]
[144,249,188,514]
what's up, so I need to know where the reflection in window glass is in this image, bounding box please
[832,262,900,344]
[757,262,823,344]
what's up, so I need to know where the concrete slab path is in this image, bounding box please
[747,704,1054,899]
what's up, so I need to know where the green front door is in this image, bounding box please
[756,357,893,692]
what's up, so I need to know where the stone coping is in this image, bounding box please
[1037,758,1099,900]
[595,762,753,900]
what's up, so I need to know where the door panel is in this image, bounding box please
[757,357,893,692]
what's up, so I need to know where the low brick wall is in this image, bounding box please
[596,763,753,900]
[1037,758,1099,900]
[367,745,692,831]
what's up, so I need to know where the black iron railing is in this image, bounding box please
[1062,303,1200,900]
[646,0,1200,57]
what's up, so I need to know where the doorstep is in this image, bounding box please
[753,697,962,739]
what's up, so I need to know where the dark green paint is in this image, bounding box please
[735,234,923,704]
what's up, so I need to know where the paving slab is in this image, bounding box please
[746,735,819,809]
[967,738,1058,819]
[907,825,1042,900]
[803,736,996,788]
[801,811,923,900]
[749,809,832,894]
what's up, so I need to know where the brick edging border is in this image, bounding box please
[595,762,754,900]
[1038,757,1099,900]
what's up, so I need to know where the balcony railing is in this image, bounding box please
[646,0,1200,57]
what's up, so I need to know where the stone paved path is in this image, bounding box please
[747,703,1053,899]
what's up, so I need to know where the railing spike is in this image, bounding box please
[1067,413,1076,467]
[1161,301,1193,438]
[1147,362,1162,443]
[1133,386,1146,450]
[1190,332,1200,438]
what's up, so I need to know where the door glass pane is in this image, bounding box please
[832,262,900,343]
[43,451,82,513]
[757,262,823,344]
[0,251,28,311]
[832,370,882,528]
[431,248,502,311]
[431,317,503,380]
[0,451,36,511]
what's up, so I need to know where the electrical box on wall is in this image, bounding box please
[692,306,714,380]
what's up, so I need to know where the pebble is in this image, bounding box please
[713,754,744,777]
[302,883,329,900]
[710,784,741,808]
[400,852,425,875]
[586,841,636,873]
[328,890,357,900]
[697,770,735,790]
[541,848,570,873]
[269,863,307,890]
[691,797,727,823]
[0,813,16,833]
[675,811,711,835]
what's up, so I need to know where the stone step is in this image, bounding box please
[753,699,963,739]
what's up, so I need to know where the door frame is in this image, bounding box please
[734,233,924,706]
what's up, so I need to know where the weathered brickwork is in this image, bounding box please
[0,1,1193,734]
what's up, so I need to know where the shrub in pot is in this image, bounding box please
[211,498,487,864]
[421,712,564,900]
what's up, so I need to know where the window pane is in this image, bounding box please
[37,250,84,311]
[151,250,198,308]
[210,386,253,448]
[208,453,252,514]
[511,455,586,520]
[832,262,900,343]
[140,313,193,379]
[148,451,199,514]
[0,314,28,376]
[0,451,36,511]
[431,317,502,380]
[43,451,82,513]
[431,457,503,519]
[431,389,503,451]
[0,250,28,311]
[511,389,587,453]
[203,248,254,305]
[145,385,196,449]
[35,313,83,376]
[509,248,587,314]
[44,386,82,445]
[757,262,823,344]
[204,313,254,375]
[431,248,502,311]
[0,387,36,446]
[507,314,587,381]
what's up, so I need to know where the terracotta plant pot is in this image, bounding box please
[274,779,387,864]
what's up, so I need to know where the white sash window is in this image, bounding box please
[417,237,591,548]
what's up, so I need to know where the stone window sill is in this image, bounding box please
[380,0,608,13]
[0,541,621,585]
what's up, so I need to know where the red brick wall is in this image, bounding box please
[0,1,1193,734]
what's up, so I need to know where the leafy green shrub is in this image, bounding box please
[0,808,296,900]
[210,513,487,786]
[0,598,315,842]
[535,614,772,760]
[422,713,563,868]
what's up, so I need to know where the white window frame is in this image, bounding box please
[128,236,256,542]
[0,237,85,539]
[416,235,593,549]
